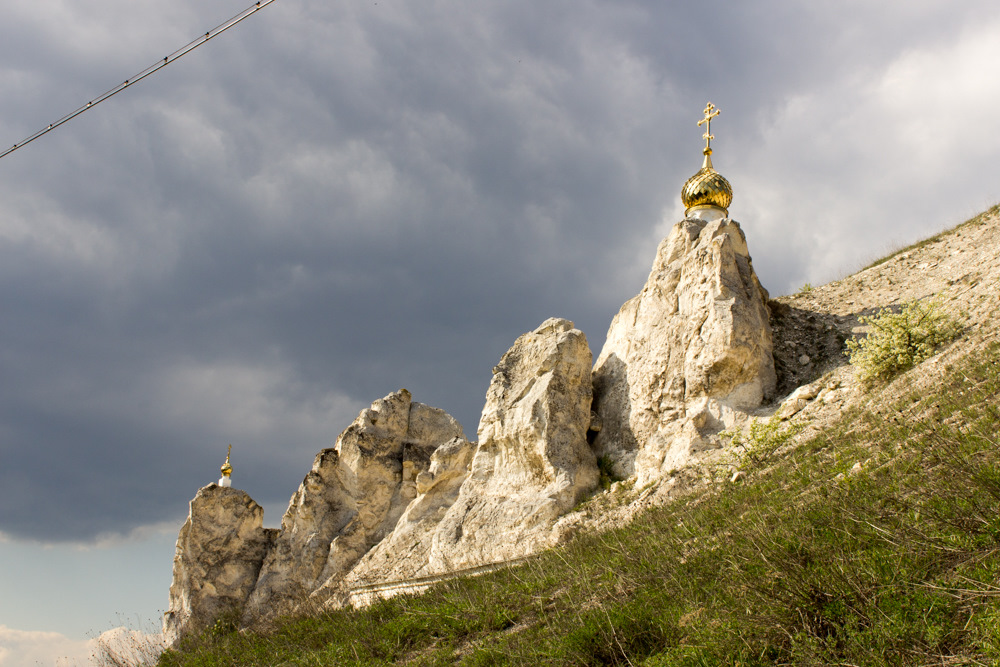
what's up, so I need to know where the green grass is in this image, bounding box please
[159,341,1000,666]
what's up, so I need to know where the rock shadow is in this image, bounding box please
[589,352,639,478]
[767,300,876,397]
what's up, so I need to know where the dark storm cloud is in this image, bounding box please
[1,0,1000,542]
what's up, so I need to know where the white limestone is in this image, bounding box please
[591,218,775,482]
[162,221,777,631]
[341,436,476,588]
[242,389,466,621]
[425,318,598,571]
[162,485,274,645]
[342,318,597,591]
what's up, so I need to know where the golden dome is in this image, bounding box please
[681,102,732,218]
[681,152,733,214]
[220,444,233,477]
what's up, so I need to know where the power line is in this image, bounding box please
[0,0,278,162]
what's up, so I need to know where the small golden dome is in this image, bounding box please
[220,445,233,477]
[681,152,733,214]
[681,102,732,218]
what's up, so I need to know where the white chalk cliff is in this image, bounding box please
[163,486,275,644]
[242,390,467,620]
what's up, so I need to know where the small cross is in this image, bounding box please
[697,102,720,153]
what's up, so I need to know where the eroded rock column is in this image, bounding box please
[592,218,775,481]
[163,485,274,645]
[427,317,598,571]
[243,389,467,619]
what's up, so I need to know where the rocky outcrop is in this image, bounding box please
[426,318,598,571]
[163,218,776,628]
[342,436,476,587]
[163,485,275,645]
[344,318,598,588]
[160,196,1000,650]
[591,218,775,481]
[241,448,353,620]
[157,177,789,638]
[242,389,466,620]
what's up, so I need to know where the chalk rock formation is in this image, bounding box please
[241,448,353,620]
[426,318,598,571]
[343,318,598,590]
[163,485,275,645]
[243,389,466,619]
[592,218,775,481]
[342,436,477,586]
[162,216,780,629]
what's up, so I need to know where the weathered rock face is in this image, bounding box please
[311,394,467,599]
[162,213,782,627]
[343,318,598,588]
[592,218,775,481]
[342,436,476,587]
[242,389,466,620]
[163,221,777,627]
[241,448,353,620]
[426,318,598,571]
[163,485,275,645]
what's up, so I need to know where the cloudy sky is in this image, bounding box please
[2,0,1000,664]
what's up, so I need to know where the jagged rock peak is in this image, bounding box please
[243,389,466,620]
[591,218,775,481]
[162,485,275,645]
[161,211,782,631]
[425,317,598,572]
[344,318,599,589]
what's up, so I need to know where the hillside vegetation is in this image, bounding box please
[152,207,1000,666]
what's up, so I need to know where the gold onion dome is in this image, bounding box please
[681,102,733,218]
[220,444,233,477]
[681,152,733,213]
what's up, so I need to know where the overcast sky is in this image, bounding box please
[2,1,1000,664]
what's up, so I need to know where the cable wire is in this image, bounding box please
[0,0,278,161]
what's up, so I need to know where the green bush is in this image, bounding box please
[723,416,803,471]
[597,454,622,491]
[845,299,961,388]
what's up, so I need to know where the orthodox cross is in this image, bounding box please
[697,102,720,153]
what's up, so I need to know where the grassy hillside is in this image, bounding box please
[151,208,1000,667]
[153,348,1000,664]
